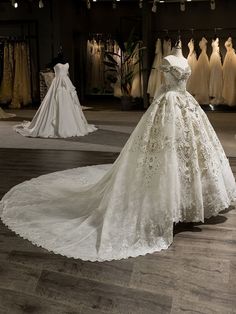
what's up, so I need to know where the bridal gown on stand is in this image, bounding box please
[193,37,210,105]
[186,39,198,95]
[222,37,236,106]
[14,63,97,138]
[209,38,223,105]
[1,55,235,262]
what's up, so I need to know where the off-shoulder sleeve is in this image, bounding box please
[159,64,172,72]
[168,66,191,80]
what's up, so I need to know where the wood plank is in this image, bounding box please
[0,288,83,314]
[35,269,172,314]
[8,251,134,288]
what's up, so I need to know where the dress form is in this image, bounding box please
[164,40,189,69]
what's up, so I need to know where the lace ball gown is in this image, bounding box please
[1,55,235,262]
[14,63,97,138]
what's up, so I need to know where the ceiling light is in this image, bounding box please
[86,0,91,9]
[39,0,44,8]
[159,0,165,3]
[112,1,117,9]
[180,0,185,11]
[139,0,143,8]
[11,0,18,8]
[152,0,159,13]
[210,0,215,10]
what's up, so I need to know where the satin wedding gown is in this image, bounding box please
[209,38,223,105]
[1,55,235,262]
[193,37,210,104]
[14,63,97,138]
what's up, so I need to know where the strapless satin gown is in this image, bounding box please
[14,63,97,138]
[1,56,235,261]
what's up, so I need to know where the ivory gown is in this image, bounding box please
[14,63,97,138]
[147,38,163,98]
[186,39,198,95]
[0,107,15,119]
[209,38,223,105]
[1,55,235,262]
[222,37,236,106]
[193,37,210,104]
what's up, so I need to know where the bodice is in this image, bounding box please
[188,39,195,54]
[53,63,69,77]
[212,39,220,53]
[199,37,208,52]
[161,63,191,93]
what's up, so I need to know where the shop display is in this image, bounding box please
[1,46,236,261]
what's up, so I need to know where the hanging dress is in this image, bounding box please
[131,43,143,98]
[209,38,223,105]
[14,63,97,138]
[147,38,163,98]
[222,37,236,106]
[186,38,198,95]
[1,55,235,262]
[192,37,210,105]
[0,43,13,104]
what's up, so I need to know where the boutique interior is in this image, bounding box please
[0,0,236,313]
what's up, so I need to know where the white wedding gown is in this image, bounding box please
[1,55,235,262]
[0,107,15,119]
[209,38,223,105]
[14,63,97,138]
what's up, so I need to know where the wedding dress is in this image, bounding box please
[1,55,235,262]
[147,38,163,98]
[209,38,223,105]
[222,37,236,106]
[186,39,197,95]
[0,107,15,119]
[14,63,97,138]
[131,43,143,98]
[192,37,210,104]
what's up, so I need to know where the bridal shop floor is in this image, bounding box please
[0,107,236,314]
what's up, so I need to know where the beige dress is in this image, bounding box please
[0,43,13,104]
[222,37,236,106]
[192,37,210,105]
[147,38,163,98]
[186,39,198,95]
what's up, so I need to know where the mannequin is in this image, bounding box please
[163,39,189,69]
[171,39,184,58]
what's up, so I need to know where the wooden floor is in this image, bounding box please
[0,148,236,314]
